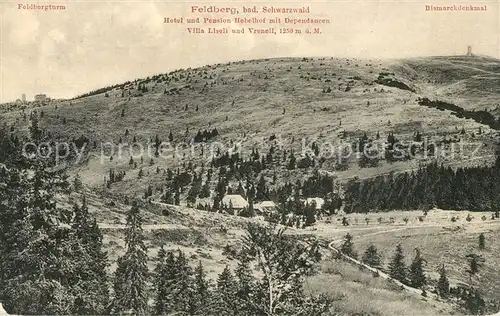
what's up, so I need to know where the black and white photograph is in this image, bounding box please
[0,1,500,315]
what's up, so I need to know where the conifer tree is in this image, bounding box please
[340,233,357,259]
[362,244,381,267]
[409,248,426,288]
[464,289,485,315]
[161,188,174,204]
[112,201,149,315]
[233,260,255,315]
[466,253,484,278]
[212,266,237,316]
[153,246,167,315]
[153,250,176,315]
[256,175,267,201]
[174,189,181,205]
[191,261,210,315]
[199,181,211,198]
[236,181,246,198]
[71,197,109,314]
[73,173,83,192]
[304,202,317,227]
[170,250,194,312]
[389,244,407,284]
[0,124,82,315]
[478,233,485,249]
[436,264,450,297]
[287,152,296,170]
[29,115,43,143]
[246,180,256,201]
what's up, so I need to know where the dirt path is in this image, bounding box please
[328,222,500,315]
[98,223,184,231]
[328,227,426,296]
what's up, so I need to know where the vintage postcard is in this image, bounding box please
[0,0,499,315]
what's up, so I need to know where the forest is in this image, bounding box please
[344,157,500,213]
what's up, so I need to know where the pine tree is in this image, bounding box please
[153,250,176,315]
[409,248,426,288]
[73,173,83,192]
[29,115,43,143]
[161,188,174,204]
[153,246,167,315]
[464,289,486,315]
[112,201,149,315]
[199,181,211,199]
[340,233,357,259]
[436,265,450,297]
[71,197,110,314]
[170,250,194,312]
[191,261,210,315]
[234,260,254,315]
[362,244,381,267]
[256,175,267,201]
[466,254,484,278]
[287,152,296,170]
[0,127,83,315]
[478,233,485,249]
[246,180,256,201]
[174,189,180,205]
[389,244,407,284]
[303,203,316,227]
[236,181,246,198]
[212,266,237,315]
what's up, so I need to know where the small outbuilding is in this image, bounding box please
[222,194,249,216]
[304,197,325,210]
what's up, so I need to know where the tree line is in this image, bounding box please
[344,157,500,213]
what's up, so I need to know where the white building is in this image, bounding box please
[254,200,278,221]
[222,194,249,216]
[255,200,277,213]
[304,197,325,210]
[34,94,47,102]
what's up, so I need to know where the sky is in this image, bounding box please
[0,0,498,102]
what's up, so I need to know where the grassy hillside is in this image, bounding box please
[59,191,258,278]
[310,209,500,313]
[64,191,486,315]
[65,190,500,314]
[307,260,460,315]
[2,55,499,200]
[399,56,500,112]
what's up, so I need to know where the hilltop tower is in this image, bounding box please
[21,94,26,103]
[466,45,473,56]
